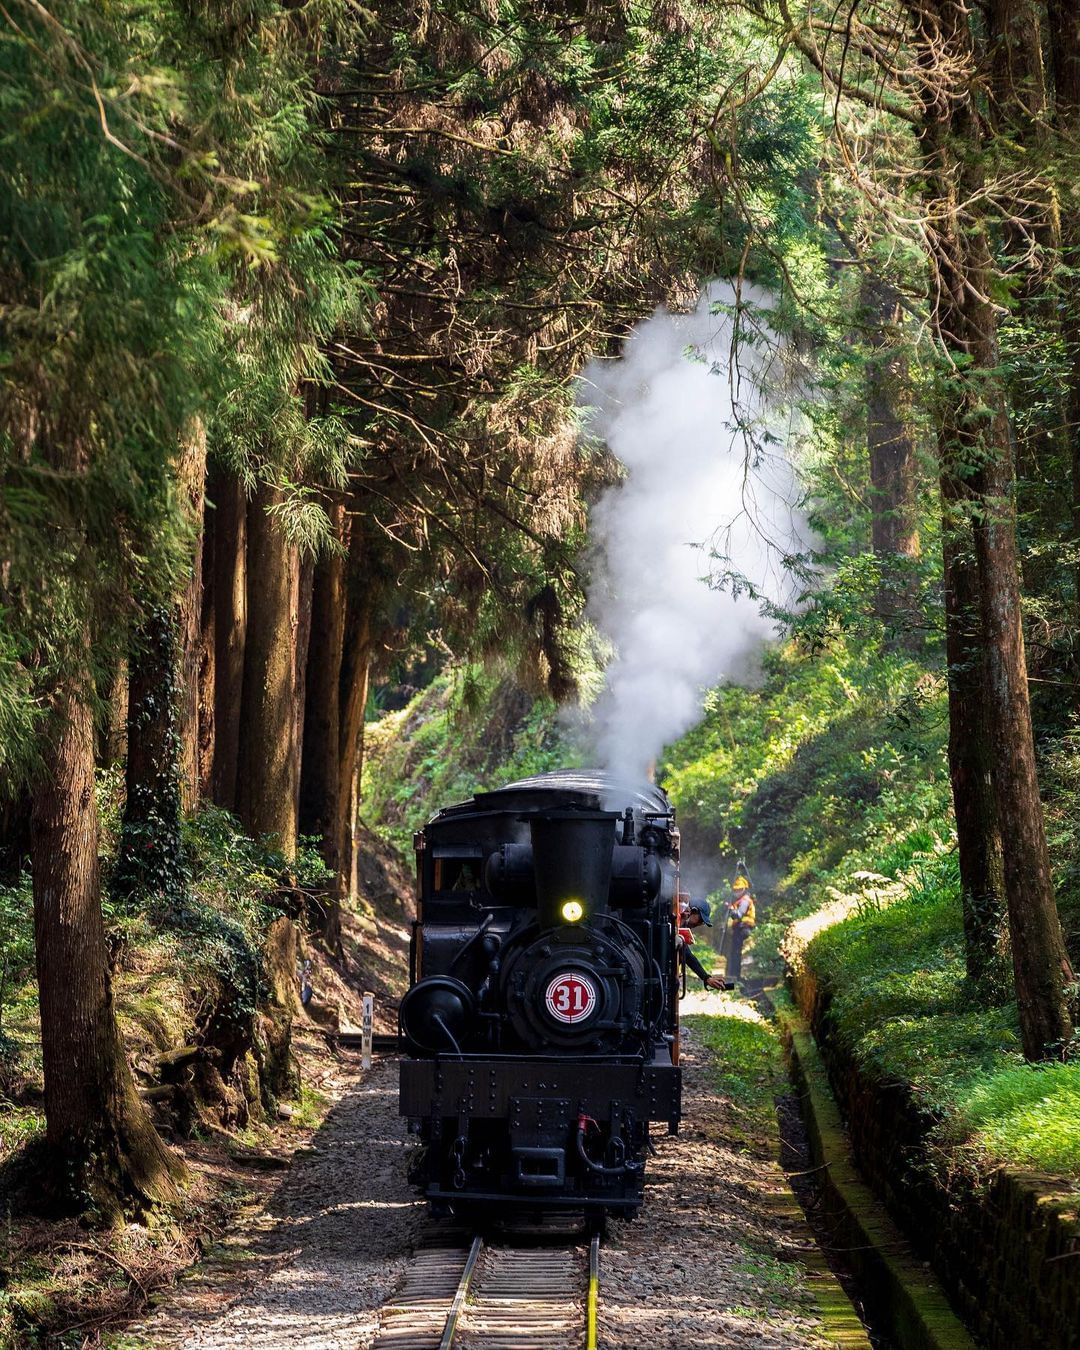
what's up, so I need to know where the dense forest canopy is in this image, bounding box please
[0,0,1078,1231]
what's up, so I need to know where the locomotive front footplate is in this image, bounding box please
[400,1055,681,1126]
[401,1055,681,1215]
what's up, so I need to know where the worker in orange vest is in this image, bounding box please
[724,870,756,982]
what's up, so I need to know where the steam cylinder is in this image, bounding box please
[528,809,617,925]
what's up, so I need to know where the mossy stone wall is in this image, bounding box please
[792,970,1080,1350]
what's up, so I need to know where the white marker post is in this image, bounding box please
[361,990,374,1071]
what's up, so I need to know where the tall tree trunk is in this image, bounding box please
[115,426,205,899]
[862,273,919,635]
[99,656,127,771]
[342,655,371,903]
[176,418,206,813]
[338,531,374,901]
[914,0,1073,1058]
[237,480,299,861]
[210,467,247,814]
[987,0,1060,610]
[942,495,1007,983]
[1046,0,1080,644]
[299,500,346,943]
[32,666,185,1218]
[198,486,216,800]
[114,607,184,901]
[294,552,314,832]
[987,0,1051,273]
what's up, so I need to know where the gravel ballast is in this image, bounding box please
[597,1019,844,1348]
[131,1055,424,1349]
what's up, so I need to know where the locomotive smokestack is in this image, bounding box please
[529,809,617,927]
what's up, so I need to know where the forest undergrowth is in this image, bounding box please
[363,664,582,854]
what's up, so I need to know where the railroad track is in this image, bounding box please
[373,1226,601,1350]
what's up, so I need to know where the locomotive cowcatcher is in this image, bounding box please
[398,770,683,1219]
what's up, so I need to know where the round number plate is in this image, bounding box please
[544,971,598,1025]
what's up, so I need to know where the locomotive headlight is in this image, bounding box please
[561,899,584,923]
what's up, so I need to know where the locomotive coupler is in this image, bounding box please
[451,1131,468,1189]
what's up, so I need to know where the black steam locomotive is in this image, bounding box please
[398,770,683,1219]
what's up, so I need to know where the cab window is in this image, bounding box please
[431,854,484,897]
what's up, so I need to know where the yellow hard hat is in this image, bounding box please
[733,875,750,891]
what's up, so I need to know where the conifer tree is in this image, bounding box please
[0,0,362,1211]
[753,0,1075,1052]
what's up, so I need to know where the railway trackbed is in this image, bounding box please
[372,1226,601,1350]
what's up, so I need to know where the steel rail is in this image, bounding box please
[438,1233,483,1350]
[586,1229,600,1350]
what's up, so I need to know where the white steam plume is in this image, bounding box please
[579,282,806,783]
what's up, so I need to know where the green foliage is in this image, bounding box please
[951,1064,1080,1175]
[660,596,1078,1177]
[812,895,1009,1089]
[162,899,265,1023]
[798,872,1080,1176]
[658,631,955,993]
[1,796,326,1118]
[661,634,950,893]
[0,872,33,1037]
[181,807,284,936]
[0,0,367,789]
[327,1,827,690]
[363,664,582,849]
[146,806,337,1020]
[110,804,327,1029]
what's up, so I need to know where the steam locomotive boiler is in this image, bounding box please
[398,770,682,1219]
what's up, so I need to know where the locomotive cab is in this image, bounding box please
[398,771,683,1218]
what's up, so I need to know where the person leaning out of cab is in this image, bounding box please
[678,897,728,991]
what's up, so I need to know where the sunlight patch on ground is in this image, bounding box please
[783,893,864,971]
[680,988,767,1022]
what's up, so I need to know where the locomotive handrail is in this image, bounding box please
[408,919,419,986]
[431,1014,464,1058]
